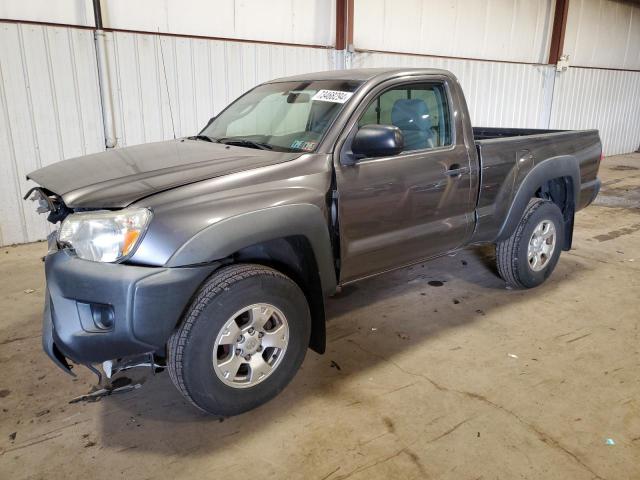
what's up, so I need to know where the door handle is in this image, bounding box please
[445,164,469,177]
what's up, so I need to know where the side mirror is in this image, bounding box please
[351,125,404,159]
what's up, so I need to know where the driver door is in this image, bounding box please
[335,78,476,283]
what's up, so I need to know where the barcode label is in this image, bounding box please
[312,89,354,103]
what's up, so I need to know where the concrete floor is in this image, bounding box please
[1,153,639,480]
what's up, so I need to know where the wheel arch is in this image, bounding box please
[166,204,337,354]
[497,155,580,250]
[231,236,327,353]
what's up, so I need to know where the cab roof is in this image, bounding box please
[269,68,453,84]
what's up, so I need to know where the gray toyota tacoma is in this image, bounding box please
[25,68,601,415]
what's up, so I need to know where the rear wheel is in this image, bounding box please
[168,264,311,416]
[496,199,564,289]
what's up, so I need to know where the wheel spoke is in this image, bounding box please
[218,353,243,379]
[541,222,551,235]
[249,355,273,382]
[218,321,242,345]
[250,305,275,329]
[262,327,287,349]
[530,253,539,269]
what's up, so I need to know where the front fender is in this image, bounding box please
[497,155,580,241]
[166,203,337,295]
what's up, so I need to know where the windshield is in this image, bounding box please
[199,80,362,152]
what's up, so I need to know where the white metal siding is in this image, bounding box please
[550,67,640,156]
[1,19,639,246]
[352,51,556,129]
[106,31,336,147]
[353,50,640,156]
[0,23,104,246]
[0,0,94,27]
[106,0,336,47]
[0,24,335,245]
[564,0,640,70]
[354,0,555,63]
[0,0,337,47]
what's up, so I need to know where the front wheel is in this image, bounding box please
[496,199,564,289]
[167,264,311,416]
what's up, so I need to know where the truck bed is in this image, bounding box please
[470,127,602,244]
[473,127,565,141]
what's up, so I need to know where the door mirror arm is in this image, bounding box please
[340,151,358,166]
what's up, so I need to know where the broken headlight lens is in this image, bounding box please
[58,208,152,262]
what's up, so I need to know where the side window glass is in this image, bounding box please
[358,83,452,152]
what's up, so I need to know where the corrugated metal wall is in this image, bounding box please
[352,50,640,156]
[0,0,337,46]
[1,2,640,246]
[105,32,335,147]
[0,23,335,245]
[354,0,555,63]
[550,67,640,156]
[352,51,556,129]
[0,0,94,27]
[0,22,104,246]
[104,0,336,47]
[564,0,640,70]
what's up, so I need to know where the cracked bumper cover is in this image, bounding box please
[42,250,218,372]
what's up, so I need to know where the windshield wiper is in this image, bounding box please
[218,138,273,151]
[189,134,216,142]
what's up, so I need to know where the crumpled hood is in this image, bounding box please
[27,139,299,208]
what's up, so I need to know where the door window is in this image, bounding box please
[358,83,452,152]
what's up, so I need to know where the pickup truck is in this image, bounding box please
[26,68,601,415]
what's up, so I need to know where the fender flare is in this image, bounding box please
[165,203,338,296]
[497,155,580,242]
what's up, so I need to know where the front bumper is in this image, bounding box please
[43,250,218,372]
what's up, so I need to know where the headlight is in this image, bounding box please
[58,208,152,262]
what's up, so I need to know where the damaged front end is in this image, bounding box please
[28,187,77,376]
[26,187,167,393]
[24,178,217,403]
[24,187,72,225]
[69,355,165,404]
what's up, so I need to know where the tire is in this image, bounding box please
[167,264,311,416]
[496,198,564,289]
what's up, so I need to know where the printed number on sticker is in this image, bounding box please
[312,90,354,103]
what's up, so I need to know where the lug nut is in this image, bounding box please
[237,335,244,343]
[258,332,264,338]
[235,349,241,356]
[248,327,255,335]
[244,354,252,361]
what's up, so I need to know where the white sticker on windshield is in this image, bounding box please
[312,89,354,103]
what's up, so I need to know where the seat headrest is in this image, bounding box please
[391,99,431,131]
